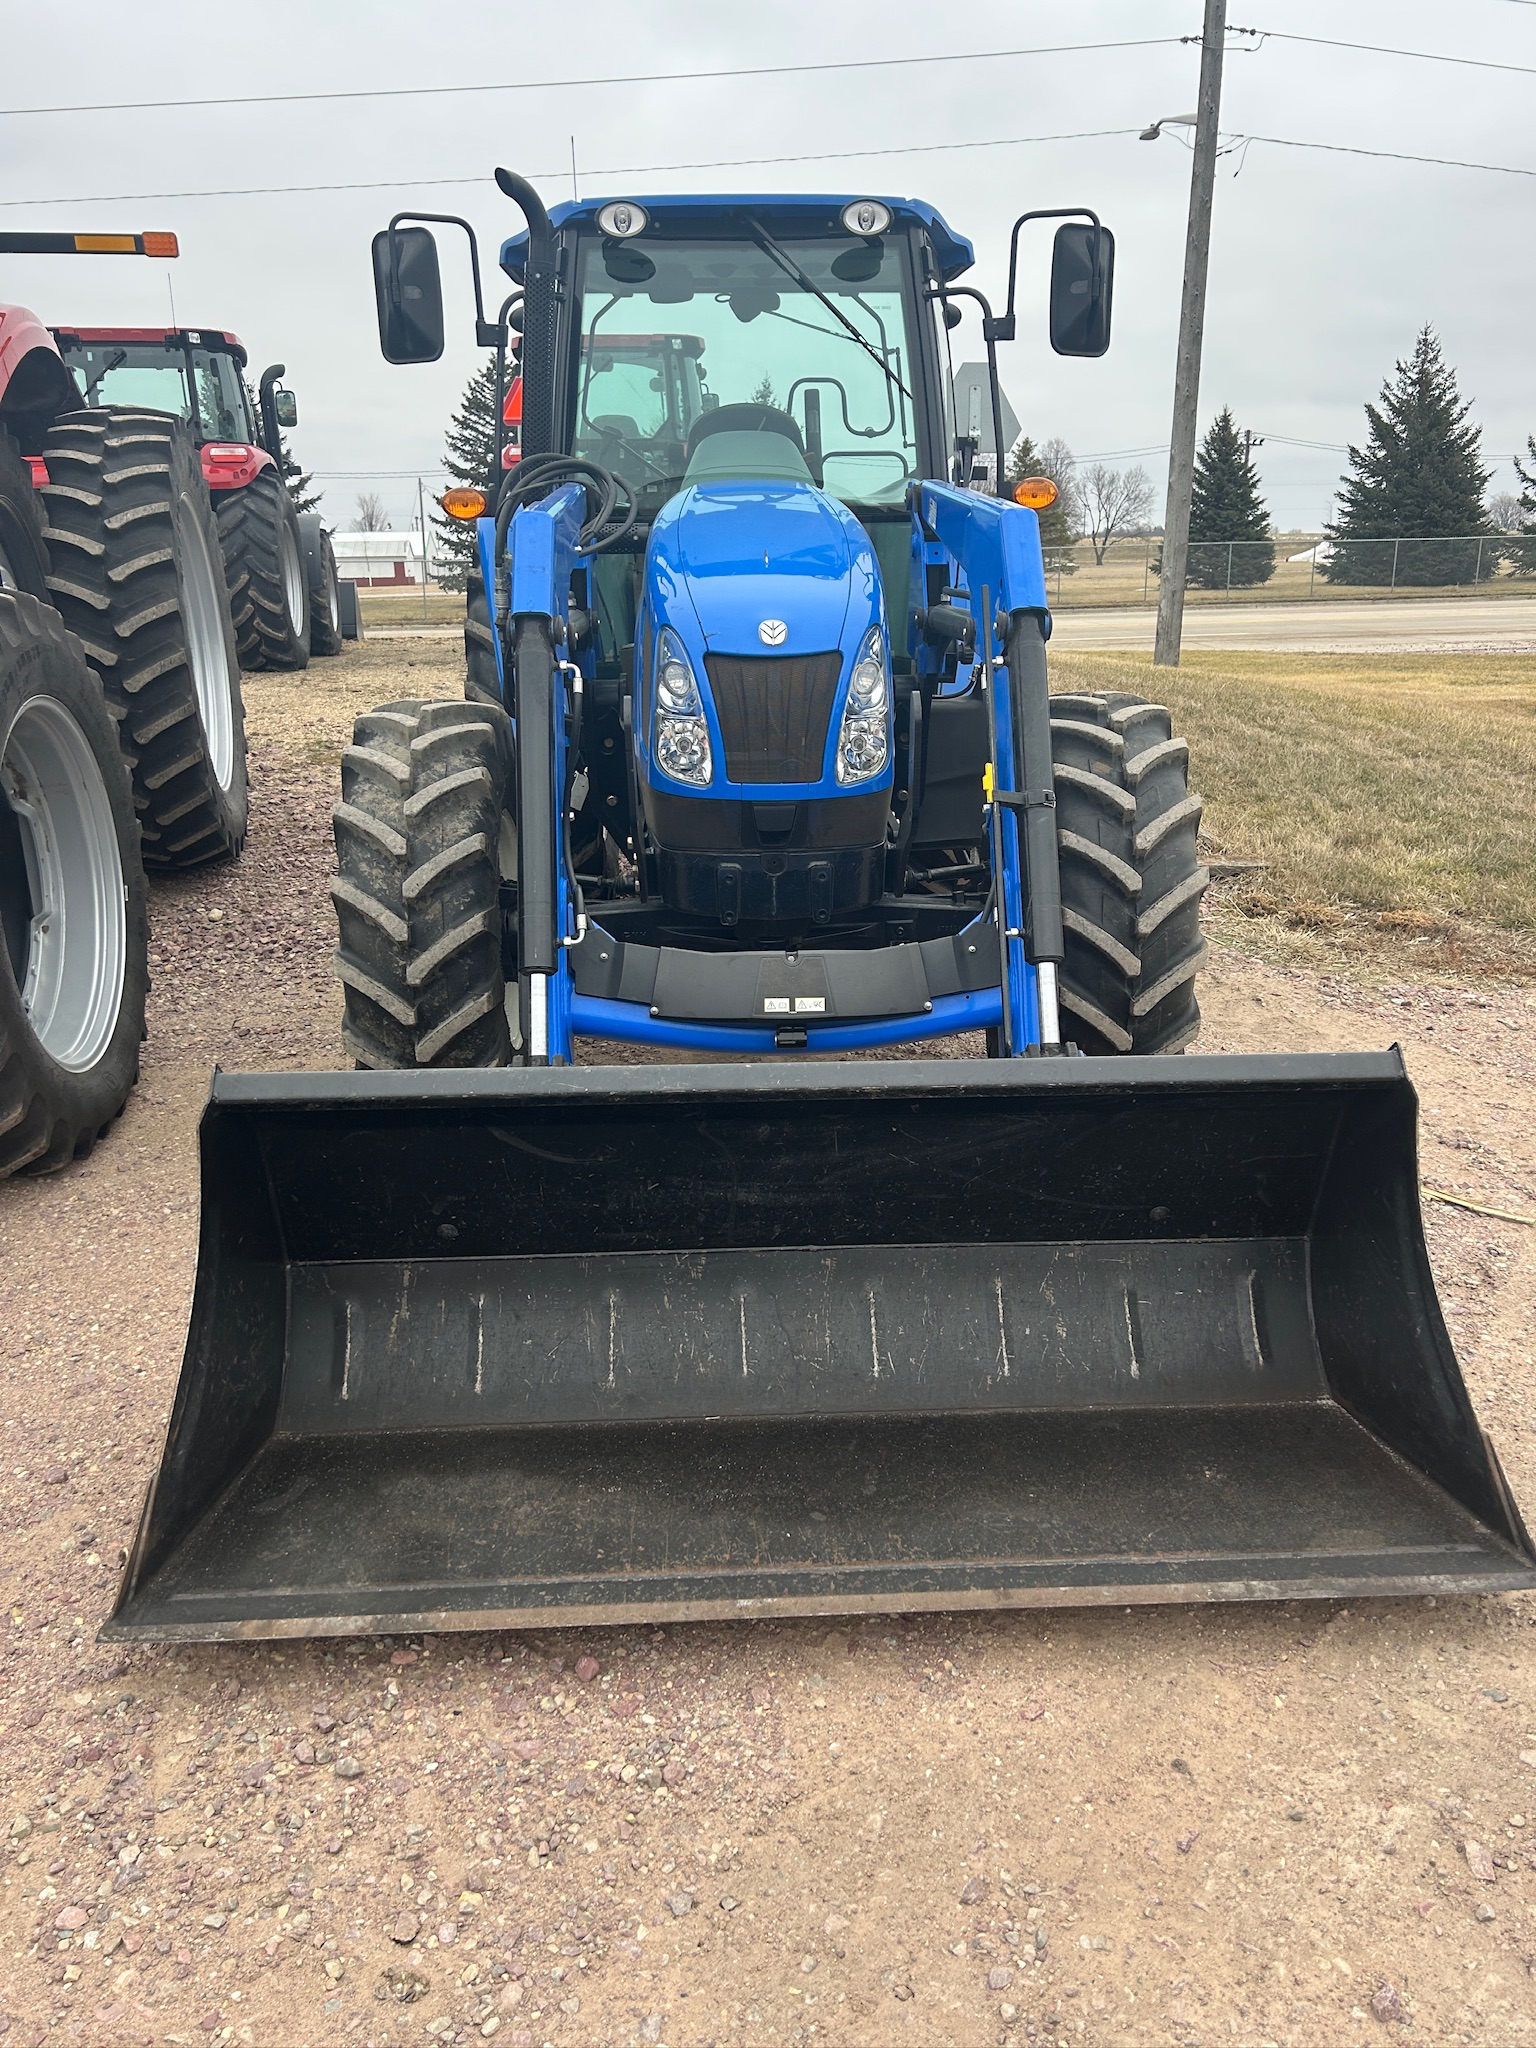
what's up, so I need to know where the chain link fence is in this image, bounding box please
[1043,534,1536,609]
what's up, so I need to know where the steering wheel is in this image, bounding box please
[684,403,806,463]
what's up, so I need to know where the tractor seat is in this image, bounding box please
[682,431,814,488]
[684,402,805,462]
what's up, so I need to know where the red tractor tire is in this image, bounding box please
[41,409,248,869]
[216,466,311,671]
[1,591,150,1177]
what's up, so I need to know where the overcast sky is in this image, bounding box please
[4,0,1530,533]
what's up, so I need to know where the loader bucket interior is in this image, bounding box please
[105,1053,1535,1641]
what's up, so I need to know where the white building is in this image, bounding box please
[332,531,428,588]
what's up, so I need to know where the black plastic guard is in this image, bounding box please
[104,1053,1536,1640]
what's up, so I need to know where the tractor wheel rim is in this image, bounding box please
[325,558,340,633]
[172,489,236,790]
[0,533,20,593]
[1,694,127,1073]
[281,522,306,634]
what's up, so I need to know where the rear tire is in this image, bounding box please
[0,593,149,1178]
[0,429,50,601]
[41,409,248,869]
[299,513,343,657]
[331,698,512,1069]
[464,571,501,705]
[1049,690,1208,1055]
[216,465,311,670]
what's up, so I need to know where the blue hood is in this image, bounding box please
[648,480,881,657]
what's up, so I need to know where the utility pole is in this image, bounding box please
[417,476,429,618]
[1153,0,1227,668]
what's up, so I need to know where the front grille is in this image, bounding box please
[704,651,842,784]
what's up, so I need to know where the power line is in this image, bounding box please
[0,39,1181,122]
[0,129,1138,210]
[1260,30,1536,78]
[1243,133,1536,179]
[5,125,1532,216]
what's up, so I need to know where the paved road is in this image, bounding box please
[1049,594,1536,651]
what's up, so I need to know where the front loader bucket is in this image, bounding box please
[105,1054,1535,1642]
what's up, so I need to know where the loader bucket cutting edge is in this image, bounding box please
[103,1053,1536,1642]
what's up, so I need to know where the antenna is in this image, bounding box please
[167,270,176,327]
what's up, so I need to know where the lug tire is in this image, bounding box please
[40,409,248,869]
[216,465,311,670]
[0,429,51,601]
[332,697,513,1069]
[0,592,149,1178]
[298,512,343,657]
[1048,690,1208,1055]
[464,571,501,706]
[337,579,362,640]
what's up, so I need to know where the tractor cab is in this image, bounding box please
[52,328,257,442]
[50,327,300,493]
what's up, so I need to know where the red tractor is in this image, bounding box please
[2,228,243,1178]
[50,326,343,668]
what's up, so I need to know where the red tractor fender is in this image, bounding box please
[0,303,79,453]
[200,441,275,492]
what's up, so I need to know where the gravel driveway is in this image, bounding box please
[2,644,1533,2048]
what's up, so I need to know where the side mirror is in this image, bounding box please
[1049,221,1114,357]
[372,225,445,364]
[274,388,298,428]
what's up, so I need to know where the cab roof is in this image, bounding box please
[500,193,974,284]
[50,326,247,361]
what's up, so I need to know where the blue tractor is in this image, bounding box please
[104,175,1534,1645]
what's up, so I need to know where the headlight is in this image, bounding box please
[652,627,712,786]
[835,625,890,785]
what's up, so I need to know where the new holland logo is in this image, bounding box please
[757,619,788,647]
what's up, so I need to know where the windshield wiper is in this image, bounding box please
[81,349,127,404]
[744,221,911,403]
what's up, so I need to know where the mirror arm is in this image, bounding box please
[1000,206,1103,338]
[387,211,498,348]
[257,361,285,456]
[927,287,1008,497]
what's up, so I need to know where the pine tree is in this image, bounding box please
[277,434,321,514]
[1186,408,1273,587]
[1004,434,1075,551]
[432,360,500,591]
[1325,327,1492,586]
[1508,435,1536,576]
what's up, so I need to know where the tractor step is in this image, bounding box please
[104,1056,1536,1640]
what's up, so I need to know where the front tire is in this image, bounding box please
[41,409,248,869]
[299,512,343,657]
[464,571,501,705]
[0,593,149,1178]
[216,466,311,671]
[0,429,50,601]
[331,698,512,1069]
[1049,690,1208,1055]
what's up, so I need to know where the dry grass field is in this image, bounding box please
[1052,647,1536,979]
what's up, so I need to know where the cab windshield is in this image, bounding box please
[56,341,252,442]
[572,232,920,510]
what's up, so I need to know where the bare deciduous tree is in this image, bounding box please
[1488,490,1523,533]
[354,491,392,532]
[1080,463,1155,564]
[1039,436,1083,535]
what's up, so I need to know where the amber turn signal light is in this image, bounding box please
[141,232,180,259]
[441,487,487,522]
[1012,477,1059,511]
